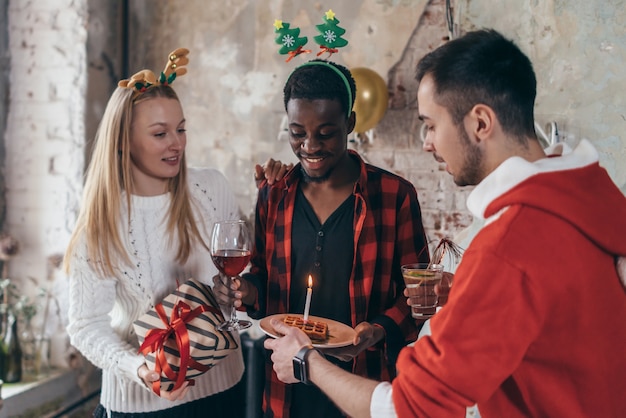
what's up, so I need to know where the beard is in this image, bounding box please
[299,165,333,183]
[453,128,484,187]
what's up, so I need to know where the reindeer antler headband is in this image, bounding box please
[118,48,190,94]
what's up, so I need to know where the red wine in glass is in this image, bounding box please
[211,220,252,331]
[211,250,251,277]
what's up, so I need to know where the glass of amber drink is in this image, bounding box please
[401,263,444,319]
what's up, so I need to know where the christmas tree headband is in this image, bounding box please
[275,10,352,118]
[118,48,190,95]
[274,9,348,62]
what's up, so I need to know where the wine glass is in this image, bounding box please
[211,220,252,331]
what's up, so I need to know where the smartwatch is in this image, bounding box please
[293,345,316,385]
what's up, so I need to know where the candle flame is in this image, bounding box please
[308,275,313,288]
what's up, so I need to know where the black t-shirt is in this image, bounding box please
[288,187,355,418]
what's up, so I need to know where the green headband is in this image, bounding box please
[292,61,354,119]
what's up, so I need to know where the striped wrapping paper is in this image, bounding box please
[133,278,239,394]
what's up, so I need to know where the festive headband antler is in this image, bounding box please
[118,47,190,93]
[274,9,348,62]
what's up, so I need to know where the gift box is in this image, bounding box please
[133,278,239,395]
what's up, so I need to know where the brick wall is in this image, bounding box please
[259,0,475,246]
[5,0,87,366]
[356,0,476,246]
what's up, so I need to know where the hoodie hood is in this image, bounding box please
[467,139,626,258]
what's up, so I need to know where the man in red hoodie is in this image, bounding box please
[264,28,626,417]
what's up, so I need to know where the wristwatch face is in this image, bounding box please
[293,356,307,383]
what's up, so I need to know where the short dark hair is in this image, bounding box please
[416,29,537,142]
[283,59,356,119]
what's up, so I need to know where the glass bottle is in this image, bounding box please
[20,315,37,379]
[0,302,4,335]
[0,310,22,383]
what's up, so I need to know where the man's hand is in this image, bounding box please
[435,271,454,306]
[137,364,190,401]
[264,319,312,384]
[254,158,294,187]
[321,322,384,362]
[403,271,454,316]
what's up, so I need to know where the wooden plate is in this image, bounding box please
[259,313,357,348]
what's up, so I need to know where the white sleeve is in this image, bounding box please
[189,167,240,222]
[66,248,145,386]
[187,167,241,286]
[371,382,398,418]
[208,168,239,221]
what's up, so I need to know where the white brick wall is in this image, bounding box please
[5,0,87,367]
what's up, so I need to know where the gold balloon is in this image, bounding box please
[351,67,389,133]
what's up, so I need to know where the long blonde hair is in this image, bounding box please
[64,85,208,277]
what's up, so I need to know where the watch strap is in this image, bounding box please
[293,345,316,385]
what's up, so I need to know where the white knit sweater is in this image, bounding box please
[66,168,245,414]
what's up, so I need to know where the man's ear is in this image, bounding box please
[347,111,356,134]
[467,104,496,143]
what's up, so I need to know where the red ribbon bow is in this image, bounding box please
[316,45,339,58]
[285,45,312,62]
[139,300,221,395]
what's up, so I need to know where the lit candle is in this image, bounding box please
[303,275,313,322]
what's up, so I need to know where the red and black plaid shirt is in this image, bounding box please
[244,150,429,418]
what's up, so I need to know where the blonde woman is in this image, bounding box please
[64,49,245,417]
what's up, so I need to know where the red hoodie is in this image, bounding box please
[392,140,626,417]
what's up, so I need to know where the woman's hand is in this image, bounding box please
[137,364,190,401]
[254,158,294,187]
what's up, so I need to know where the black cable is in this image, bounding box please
[121,0,129,78]
[445,0,454,40]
